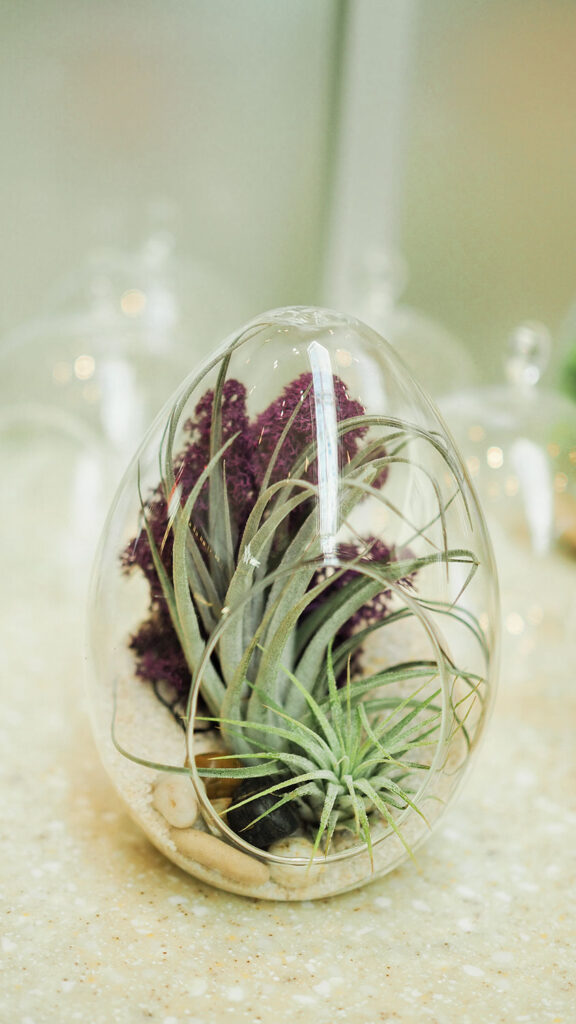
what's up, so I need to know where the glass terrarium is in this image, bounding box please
[88,306,499,900]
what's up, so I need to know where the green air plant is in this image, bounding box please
[196,640,446,863]
[115,340,489,865]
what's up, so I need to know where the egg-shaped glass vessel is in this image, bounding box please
[88,307,499,900]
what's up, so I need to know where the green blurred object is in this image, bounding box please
[560,344,576,401]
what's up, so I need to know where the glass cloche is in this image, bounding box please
[0,233,240,467]
[440,322,576,557]
[87,307,499,900]
[346,248,478,398]
[439,322,576,681]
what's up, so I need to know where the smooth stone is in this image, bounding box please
[152,773,198,829]
[268,836,327,889]
[170,828,270,888]
[226,779,300,849]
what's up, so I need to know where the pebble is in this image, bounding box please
[226,779,300,849]
[211,797,232,815]
[170,828,270,887]
[195,751,243,799]
[152,773,198,829]
[268,836,327,889]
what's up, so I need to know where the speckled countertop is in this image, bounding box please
[1,443,575,1023]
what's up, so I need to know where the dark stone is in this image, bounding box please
[227,779,301,850]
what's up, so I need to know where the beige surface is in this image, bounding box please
[1,489,575,1022]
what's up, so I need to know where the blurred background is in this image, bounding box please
[1,0,575,623]
[1,0,576,372]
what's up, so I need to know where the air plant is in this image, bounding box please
[116,343,488,862]
[199,640,445,863]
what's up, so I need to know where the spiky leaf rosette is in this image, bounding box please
[192,638,450,862]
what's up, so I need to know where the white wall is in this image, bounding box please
[400,0,576,377]
[1,0,575,379]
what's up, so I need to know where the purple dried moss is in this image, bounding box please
[180,379,258,527]
[310,539,399,626]
[307,539,415,679]
[249,372,368,486]
[129,605,189,694]
[121,379,256,605]
[122,372,398,712]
